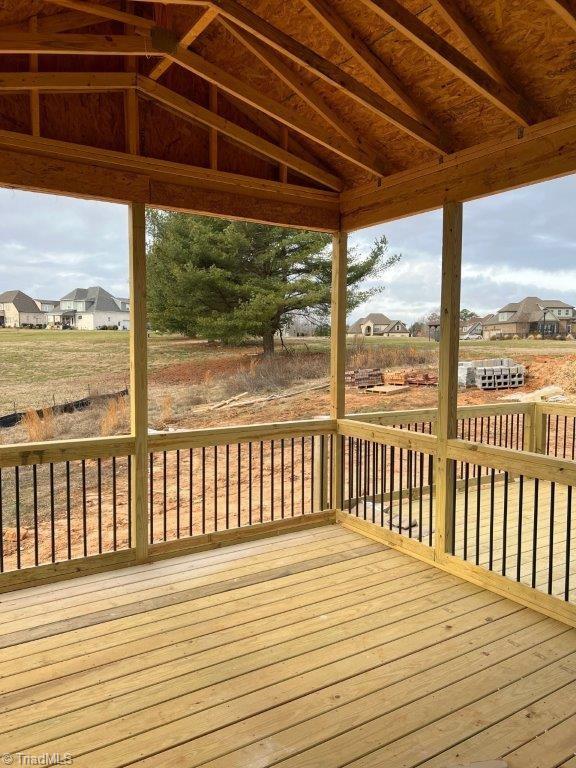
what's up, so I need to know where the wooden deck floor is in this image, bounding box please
[1,524,576,767]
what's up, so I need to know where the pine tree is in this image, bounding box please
[147,211,399,355]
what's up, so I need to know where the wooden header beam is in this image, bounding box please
[340,113,576,229]
[47,0,155,30]
[543,0,576,32]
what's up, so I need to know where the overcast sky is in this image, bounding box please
[0,173,574,320]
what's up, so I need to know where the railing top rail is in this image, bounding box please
[338,418,438,455]
[0,435,135,469]
[345,401,532,425]
[536,401,576,417]
[147,418,337,452]
[447,438,576,487]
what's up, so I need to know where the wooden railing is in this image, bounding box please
[0,401,574,628]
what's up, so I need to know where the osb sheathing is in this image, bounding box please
[0,0,574,191]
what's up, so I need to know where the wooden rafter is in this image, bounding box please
[430,0,514,86]
[543,0,576,31]
[300,0,434,128]
[221,18,377,150]
[0,5,124,34]
[137,76,343,189]
[203,0,449,153]
[47,0,155,30]
[149,7,218,81]
[158,42,390,176]
[356,0,543,126]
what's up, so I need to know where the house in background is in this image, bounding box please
[34,298,60,314]
[51,286,130,330]
[482,297,576,339]
[348,312,410,338]
[0,290,47,327]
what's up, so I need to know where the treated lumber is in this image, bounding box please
[436,201,463,556]
[0,32,157,55]
[202,0,450,153]
[356,0,542,126]
[331,232,348,509]
[28,17,40,137]
[0,6,124,34]
[340,113,576,228]
[0,435,135,469]
[0,71,137,91]
[337,419,438,455]
[129,203,149,563]
[301,0,434,127]
[160,42,389,176]
[0,131,339,230]
[137,75,343,190]
[47,0,155,30]
[148,7,219,81]
[543,0,576,31]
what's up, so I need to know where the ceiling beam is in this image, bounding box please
[0,4,124,34]
[221,18,375,150]
[157,40,389,176]
[46,0,155,30]
[137,75,343,190]
[205,0,449,153]
[356,0,543,126]
[542,0,576,31]
[149,7,219,80]
[0,33,157,55]
[0,72,137,91]
[300,0,434,128]
[430,0,515,86]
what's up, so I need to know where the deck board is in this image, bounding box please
[1,524,576,767]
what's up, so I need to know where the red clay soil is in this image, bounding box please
[148,350,256,386]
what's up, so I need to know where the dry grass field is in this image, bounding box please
[0,328,575,445]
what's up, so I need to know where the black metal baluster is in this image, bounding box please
[112,457,117,552]
[565,486,572,602]
[50,463,55,562]
[260,440,265,523]
[97,457,103,553]
[201,446,206,534]
[176,450,180,539]
[82,459,88,556]
[310,437,314,516]
[399,447,404,532]
[15,466,21,570]
[163,450,167,541]
[214,445,218,532]
[271,440,275,520]
[389,446,395,528]
[502,471,509,576]
[225,444,230,530]
[281,439,285,519]
[548,482,555,595]
[33,464,39,566]
[563,416,568,460]
[381,445,387,527]
[127,456,132,548]
[348,437,353,513]
[248,442,254,525]
[149,453,154,544]
[546,415,551,455]
[489,468,495,570]
[189,448,193,536]
[237,443,242,528]
[475,463,481,566]
[532,478,540,589]
[363,440,368,519]
[554,415,559,458]
[408,450,413,538]
[516,475,524,583]
[428,455,434,547]
[463,462,470,560]
[291,437,295,518]
[418,452,424,541]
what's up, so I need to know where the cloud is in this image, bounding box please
[349,174,576,324]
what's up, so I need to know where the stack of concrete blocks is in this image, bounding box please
[458,358,525,390]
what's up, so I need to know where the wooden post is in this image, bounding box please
[533,403,548,454]
[435,201,463,558]
[330,230,348,510]
[129,202,149,562]
[523,402,536,453]
[313,432,329,511]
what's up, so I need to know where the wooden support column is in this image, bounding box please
[435,201,463,557]
[330,230,348,509]
[129,202,149,562]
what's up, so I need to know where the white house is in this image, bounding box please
[0,290,47,327]
[348,312,410,338]
[52,286,130,330]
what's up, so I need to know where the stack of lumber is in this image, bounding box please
[386,369,438,387]
[345,368,384,388]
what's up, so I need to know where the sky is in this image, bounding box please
[0,173,575,320]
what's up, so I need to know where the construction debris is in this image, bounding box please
[458,358,525,390]
[501,385,567,403]
[363,385,410,395]
[345,368,383,388]
[387,369,438,387]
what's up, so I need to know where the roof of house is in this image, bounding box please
[491,297,575,324]
[361,313,392,326]
[382,320,408,333]
[60,286,126,313]
[0,290,43,314]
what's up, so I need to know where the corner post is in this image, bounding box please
[435,202,463,558]
[330,230,348,510]
[129,202,149,562]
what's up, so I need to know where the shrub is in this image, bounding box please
[100,396,129,436]
[22,409,54,442]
